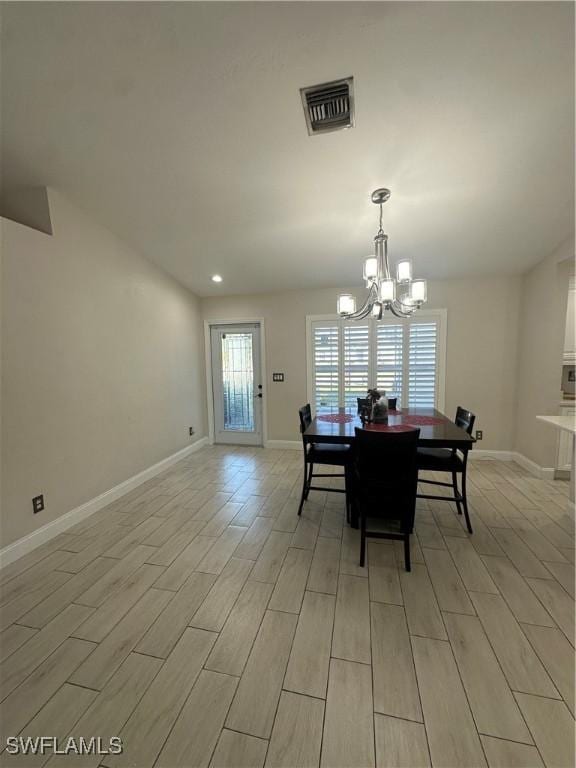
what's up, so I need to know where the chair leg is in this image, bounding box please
[403,534,411,572]
[298,462,309,516]
[345,465,351,524]
[359,512,366,567]
[350,500,359,529]
[452,471,463,516]
[304,463,313,500]
[461,469,473,534]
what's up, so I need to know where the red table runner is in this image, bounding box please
[317,414,354,423]
[401,415,444,426]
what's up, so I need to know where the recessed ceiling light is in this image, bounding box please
[211,274,223,283]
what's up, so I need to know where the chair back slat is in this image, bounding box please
[455,406,476,435]
[299,404,312,434]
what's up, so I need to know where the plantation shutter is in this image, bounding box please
[309,312,443,414]
[343,324,370,411]
[376,323,404,406]
[312,323,340,414]
[408,321,438,408]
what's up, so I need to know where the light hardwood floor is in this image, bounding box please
[0,447,574,768]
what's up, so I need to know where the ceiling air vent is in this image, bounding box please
[300,77,354,135]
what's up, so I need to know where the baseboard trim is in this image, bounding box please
[469,449,514,461]
[511,451,555,480]
[265,444,522,460]
[431,448,554,479]
[0,437,209,570]
[264,440,301,450]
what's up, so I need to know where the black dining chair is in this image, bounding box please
[298,405,353,519]
[416,406,475,533]
[351,426,420,571]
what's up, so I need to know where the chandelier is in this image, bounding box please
[337,188,427,319]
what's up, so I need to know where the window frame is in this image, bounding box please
[305,308,447,414]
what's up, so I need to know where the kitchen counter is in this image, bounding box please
[537,414,576,433]
[537,414,576,501]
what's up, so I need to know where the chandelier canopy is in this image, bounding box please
[337,188,427,320]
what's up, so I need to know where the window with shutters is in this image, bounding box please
[343,324,370,411]
[376,323,404,402]
[307,310,446,413]
[408,322,438,408]
[312,324,340,414]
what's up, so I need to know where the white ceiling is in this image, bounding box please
[2,2,574,296]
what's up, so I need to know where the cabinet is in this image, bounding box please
[556,404,575,473]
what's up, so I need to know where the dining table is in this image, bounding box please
[304,406,476,449]
[304,406,475,530]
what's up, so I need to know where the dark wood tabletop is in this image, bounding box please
[304,407,475,449]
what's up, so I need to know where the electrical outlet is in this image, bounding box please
[189,426,194,436]
[475,430,483,441]
[32,494,45,514]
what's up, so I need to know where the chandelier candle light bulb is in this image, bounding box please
[363,256,378,284]
[337,294,356,316]
[396,259,413,283]
[410,279,427,303]
[379,278,395,302]
[337,188,427,319]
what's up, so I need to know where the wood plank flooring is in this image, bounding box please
[0,447,574,767]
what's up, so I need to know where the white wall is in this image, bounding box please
[202,275,521,449]
[1,189,206,548]
[514,238,575,469]
[563,277,575,353]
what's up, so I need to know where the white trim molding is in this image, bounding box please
[510,451,555,480]
[468,450,515,462]
[265,439,301,450]
[0,437,209,569]
[458,449,554,478]
[203,318,268,447]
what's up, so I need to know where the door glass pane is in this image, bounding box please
[221,333,254,431]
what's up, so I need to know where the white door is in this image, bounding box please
[210,324,263,446]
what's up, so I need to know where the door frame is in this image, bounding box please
[204,318,268,447]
